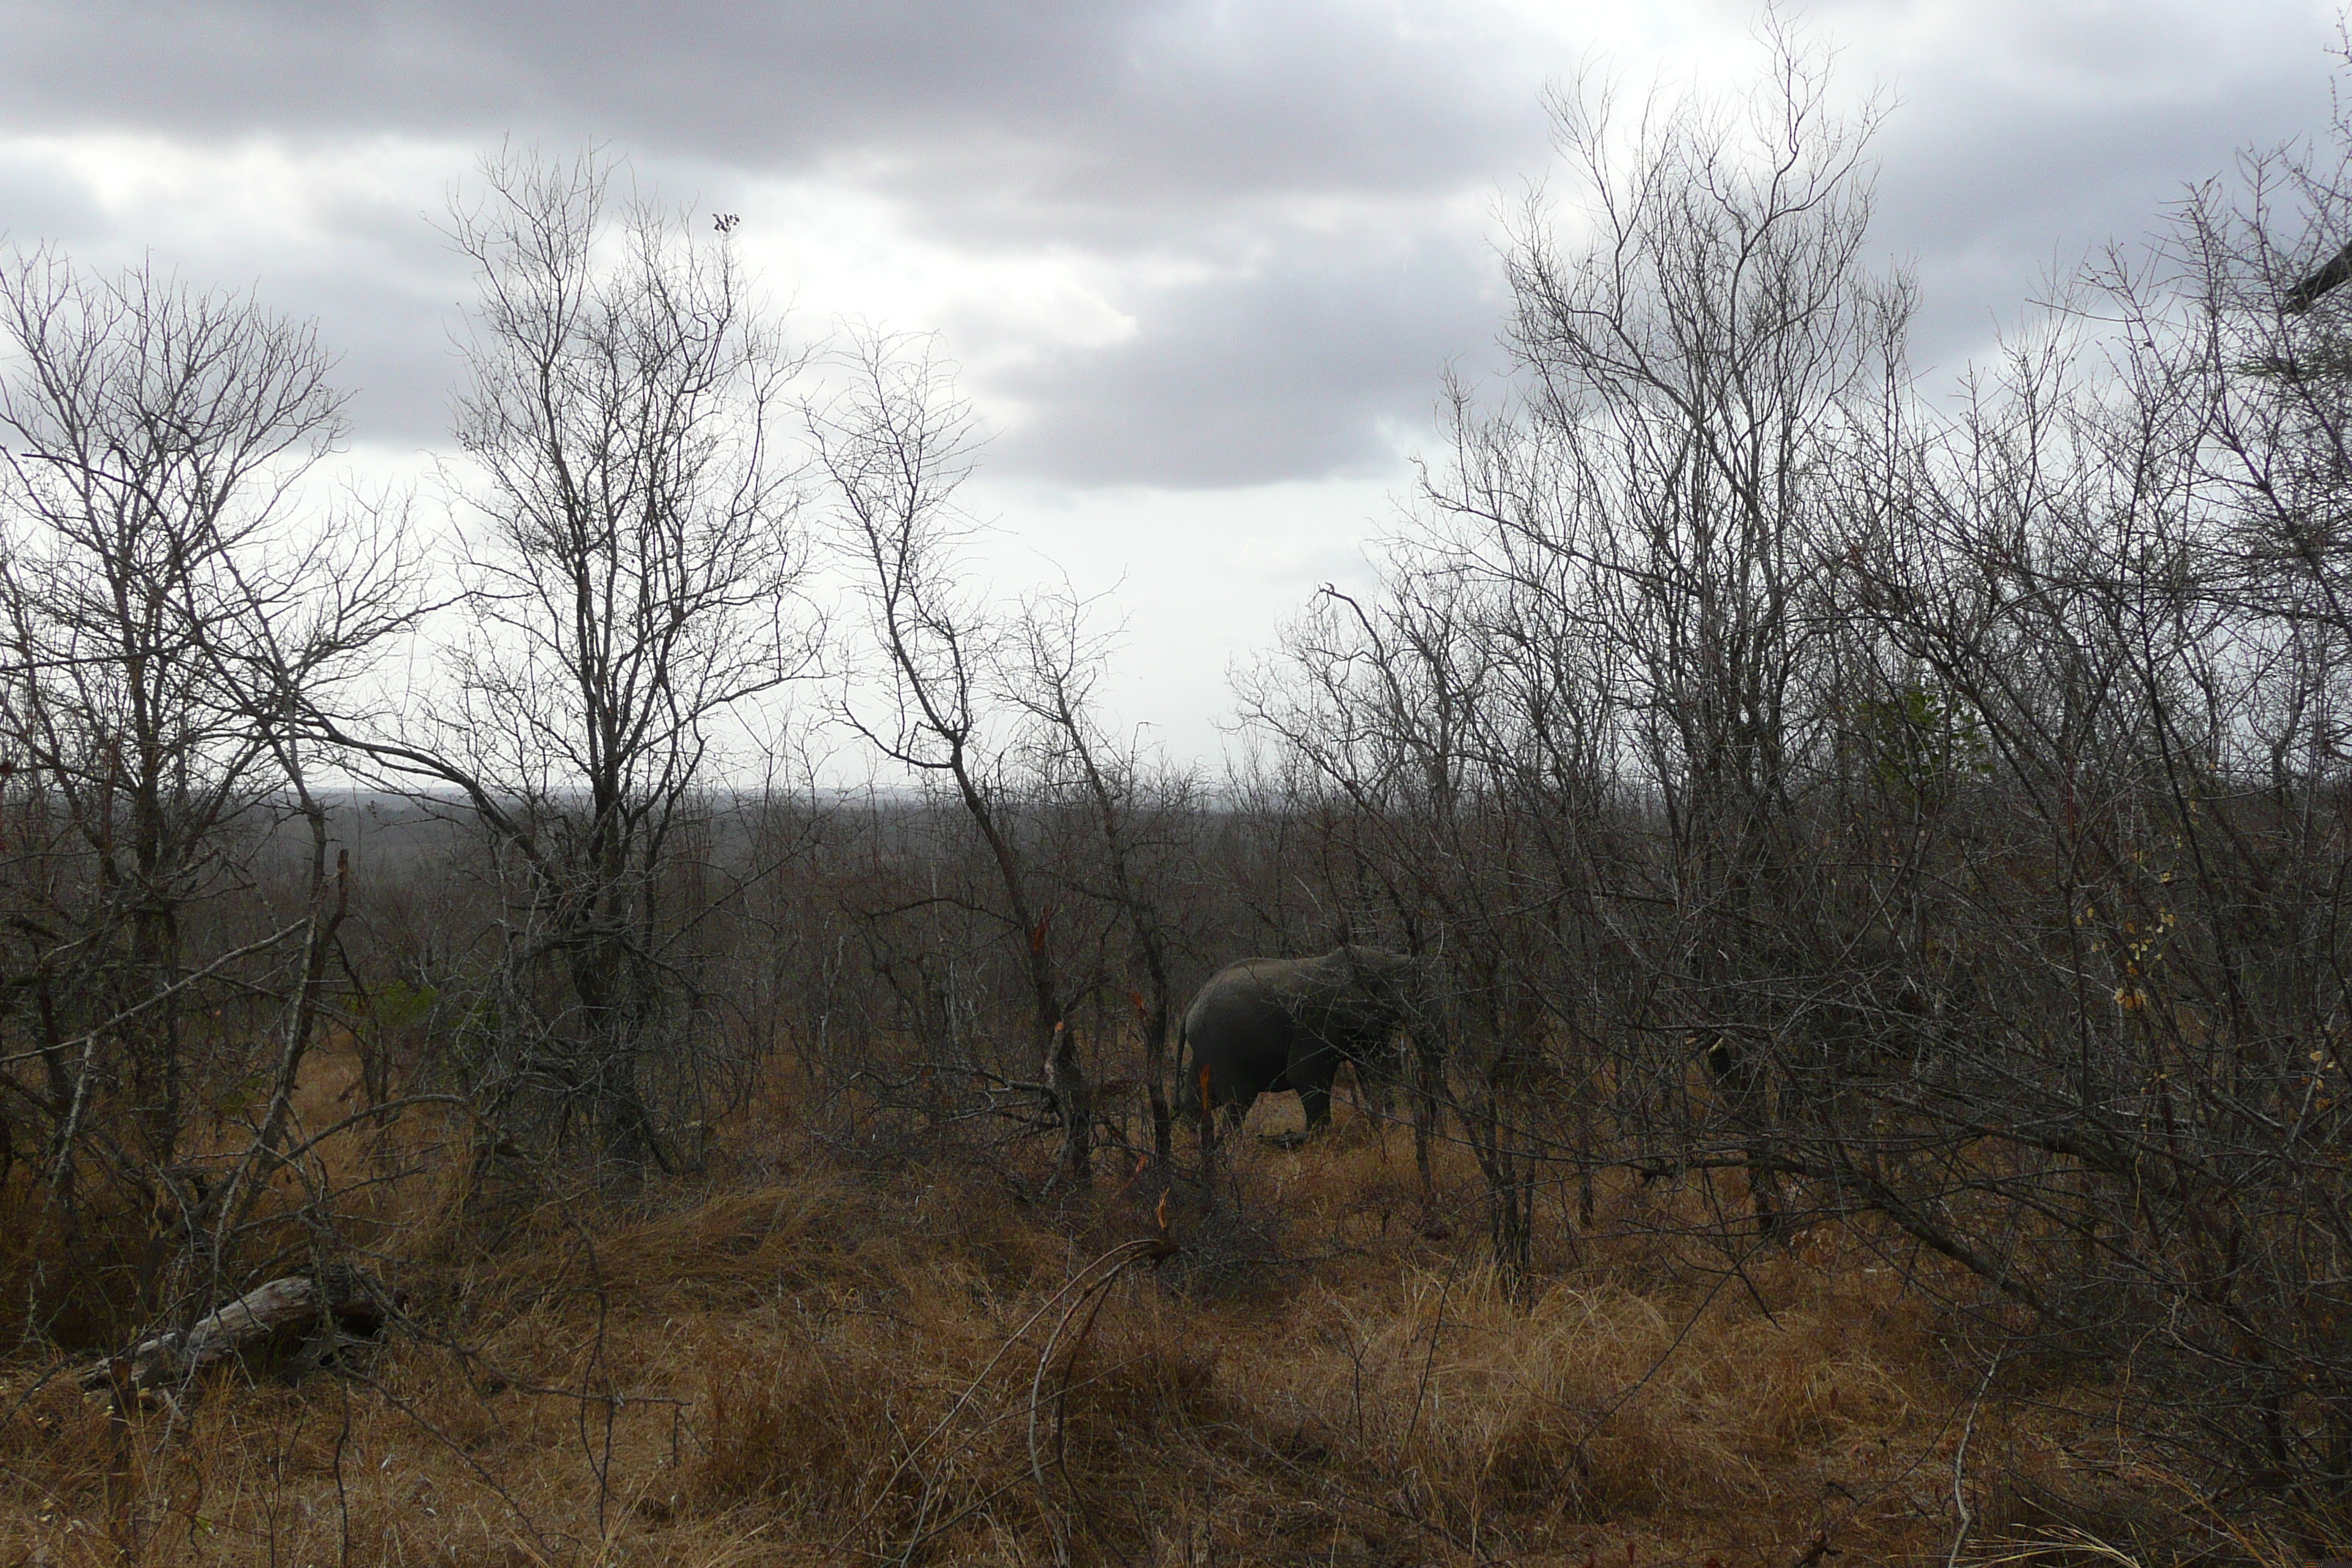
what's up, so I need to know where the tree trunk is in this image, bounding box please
[1047,1020,1092,1183]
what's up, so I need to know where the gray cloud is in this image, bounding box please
[1863,0,2336,370]
[981,230,1504,487]
[0,159,107,248]
[0,1,1545,221]
[0,0,1553,476]
[1,1,2345,489]
[300,277,464,448]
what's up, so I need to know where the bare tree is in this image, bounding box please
[1822,114,2352,1526]
[813,334,1087,1181]
[1262,22,2352,1540]
[1009,590,1194,1168]
[323,147,810,1168]
[1242,26,1915,1285]
[0,245,407,1333]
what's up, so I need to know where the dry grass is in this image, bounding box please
[0,1062,2238,1567]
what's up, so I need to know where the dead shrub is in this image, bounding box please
[1058,1296,1222,1445]
[693,1335,892,1517]
[596,1181,880,1305]
[0,1373,115,1518]
[0,1174,169,1354]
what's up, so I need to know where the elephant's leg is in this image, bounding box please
[1292,1058,1341,1131]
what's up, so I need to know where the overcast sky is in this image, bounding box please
[0,0,2342,767]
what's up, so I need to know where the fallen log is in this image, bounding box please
[83,1266,401,1401]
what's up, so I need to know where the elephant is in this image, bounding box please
[1180,945,1420,1133]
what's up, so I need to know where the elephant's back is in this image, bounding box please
[1183,957,1311,1072]
[1185,957,1305,1028]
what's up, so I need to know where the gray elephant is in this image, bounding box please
[1180,945,1419,1132]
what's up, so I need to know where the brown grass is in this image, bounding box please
[0,1060,2234,1567]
